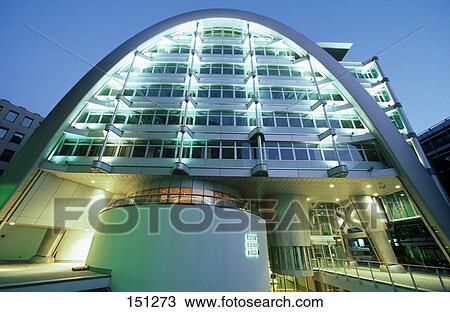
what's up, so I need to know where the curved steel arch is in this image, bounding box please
[1,8,448,253]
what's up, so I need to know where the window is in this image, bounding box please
[88,140,102,157]
[259,86,318,101]
[207,141,220,159]
[302,115,314,127]
[371,88,392,103]
[10,132,25,145]
[127,111,141,124]
[349,144,365,161]
[191,141,206,159]
[294,143,308,160]
[167,111,180,125]
[280,143,294,160]
[199,64,245,75]
[308,144,323,160]
[87,114,101,123]
[362,143,381,161]
[208,111,220,125]
[148,140,162,158]
[148,45,190,54]
[0,149,15,162]
[236,142,250,159]
[141,62,188,74]
[51,137,384,164]
[196,85,247,99]
[194,111,207,125]
[337,145,352,161]
[221,142,235,159]
[382,191,417,220]
[4,111,19,122]
[161,140,177,158]
[202,27,243,38]
[20,116,34,128]
[235,112,248,126]
[322,146,338,161]
[0,126,8,139]
[108,84,185,98]
[265,142,279,160]
[201,45,243,55]
[254,47,300,58]
[154,110,168,125]
[132,142,147,157]
[256,65,301,77]
[262,112,275,127]
[288,113,302,127]
[221,112,234,126]
[275,113,288,127]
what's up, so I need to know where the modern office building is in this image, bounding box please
[0,9,449,292]
[0,99,43,175]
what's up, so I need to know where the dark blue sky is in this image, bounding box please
[1,0,449,132]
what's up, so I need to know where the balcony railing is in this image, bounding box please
[312,257,449,291]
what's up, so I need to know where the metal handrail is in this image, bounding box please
[311,257,449,291]
[312,257,450,271]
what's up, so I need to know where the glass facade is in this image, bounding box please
[381,191,418,221]
[48,17,410,172]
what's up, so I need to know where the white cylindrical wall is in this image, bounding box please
[86,205,269,291]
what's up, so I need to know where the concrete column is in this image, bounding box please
[350,196,404,272]
[272,194,311,246]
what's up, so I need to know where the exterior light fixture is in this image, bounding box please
[91,180,96,184]
[395,185,401,189]
[373,193,379,197]
[9,222,15,226]
[366,184,372,188]
[306,198,311,201]
[335,198,340,202]
[329,184,335,188]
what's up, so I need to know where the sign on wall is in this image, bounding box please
[245,233,260,257]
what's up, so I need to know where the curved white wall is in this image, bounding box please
[86,205,269,291]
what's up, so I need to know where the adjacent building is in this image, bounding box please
[0,9,448,292]
[0,99,43,175]
[419,117,450,195]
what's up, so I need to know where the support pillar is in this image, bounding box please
[350,195,404,272]
[270,194,313,276]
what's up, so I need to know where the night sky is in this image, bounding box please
[1,0,449,132]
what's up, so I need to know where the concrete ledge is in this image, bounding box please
[249,126,265,141]
[327,164,349,178]
[91,160,113,173]
[251,164,269,177]
[172,161,190,175]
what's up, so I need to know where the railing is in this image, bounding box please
[311,258,449,292]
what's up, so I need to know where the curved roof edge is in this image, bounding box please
[0,8,448,250]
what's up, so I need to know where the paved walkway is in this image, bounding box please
[317,266,449,291]
[0,262,108,290]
